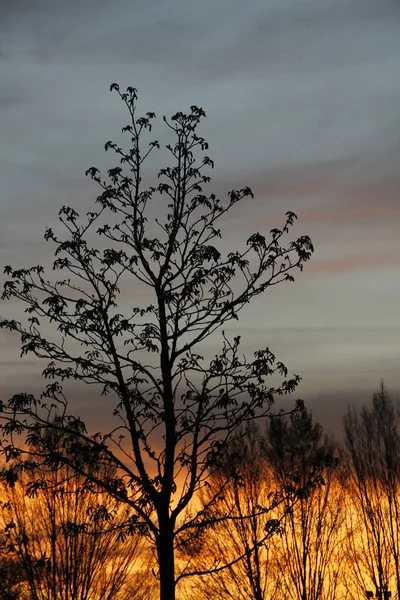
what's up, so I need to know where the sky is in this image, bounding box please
[0,0,399,433]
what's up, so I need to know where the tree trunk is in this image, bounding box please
[157,520,175,600]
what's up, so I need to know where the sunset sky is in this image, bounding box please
[1,0,399,433]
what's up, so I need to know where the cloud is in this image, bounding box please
[0,87,24,110]
[0,0,399,431]
[306,251,399,276]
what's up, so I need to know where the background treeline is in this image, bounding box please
[0,433,157,600]
[2,382,400,600]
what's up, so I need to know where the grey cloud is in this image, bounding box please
[1,366,394,440]
[0,88,23,110]
[2,0,400,172]
[0,0,399,430]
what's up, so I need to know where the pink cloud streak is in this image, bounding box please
[306,250,399,277]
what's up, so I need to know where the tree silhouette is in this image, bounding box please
[265,408,343,600]
[343,382,400,598]
[0,84,313,600]
[179,423,282,600]
[0,430,147,600]
[0,555,26,600]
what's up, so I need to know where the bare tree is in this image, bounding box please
[0,553,27,600]
[0,434,149,600]
[265,407,343,600]
[0,84,313,600]
[178,423,282,600]
[343,382,400,599]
